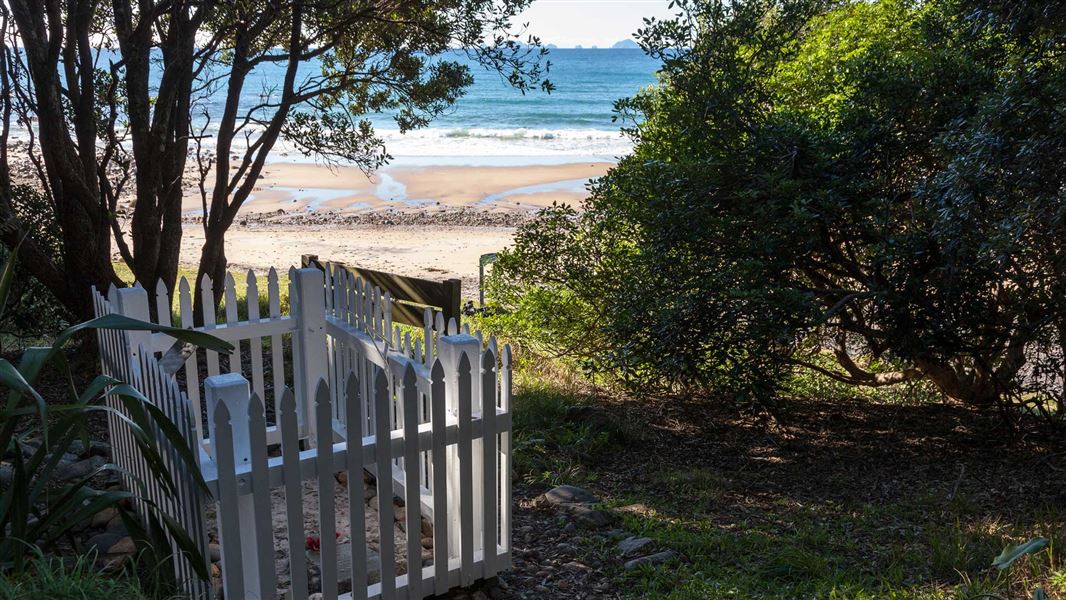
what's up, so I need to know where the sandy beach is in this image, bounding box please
[182,160,611,292]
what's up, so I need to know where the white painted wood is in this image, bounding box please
[423,308,434,367]
[268,268,285,421]
[91,268,517,600]
[316,379,339,600]
[246,271,266,401]
[113,286,152,366]
[401,365,423,598]
[177,278,204,443]
[481,347,497,578]
[247,392,277,597]
[224,272,244,377]
[201,274,221,378]
[456,354,474,585]
[293,268,328,443]
[501,345,513,562]
[344,373,369,600]
[209,390,245,599]
[373,368,396,599]
[154,279,172,327]
[430,360,449,596]
[280,387,310,600]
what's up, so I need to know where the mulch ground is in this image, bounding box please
[468,391,1066,599]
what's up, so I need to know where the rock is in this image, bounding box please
[91,507,119,529]
[55,456,107,481]
[85,526,129,556]
[540,485,599,506]
[563,504,612,528]
[562,522,577,534]
[618,536,654,557]
[209,543,221,563]
[68,440,111,458]
[421,516,433,538]
[624,550,677,570]
[335,471,348,486]
[394,506,406,523]
[421,535,433,549]
[108,536,136,555]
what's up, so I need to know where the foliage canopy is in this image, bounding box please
[488,0,1066,412]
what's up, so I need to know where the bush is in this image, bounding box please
[0,185,71,347]
[0,247,231,582]
[489,0,1066,413]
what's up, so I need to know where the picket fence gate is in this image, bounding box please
[92,266,513,599]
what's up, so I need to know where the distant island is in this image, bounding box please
[612,39,640,49]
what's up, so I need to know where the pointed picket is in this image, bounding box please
[373,368,396,599]
[401,365,423,598]
[501,345,513,560]
[201,274,220,378]
[268,268,285,420]
[223,272,244,376]
[481,347,498,577]
[314,379,339,599]
[248,392,277,596]
[430,359,449,595]
[155,279,172,327]
[280,388,309,600]
[457,353,474,585]
[212,401,245,600]
[447,318,458,336]
[247,271,266,400]
[423,308,434,366]
[345,373,369,600]
[178,277,203,442]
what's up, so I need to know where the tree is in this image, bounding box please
[0,0,549,321]
[488,0,1066,411]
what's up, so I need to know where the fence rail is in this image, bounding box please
[93,266,511,599]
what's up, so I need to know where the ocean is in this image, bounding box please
[9,48,659,165]
[201,48,660,164]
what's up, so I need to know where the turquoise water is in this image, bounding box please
[212,48,661,160]
[17,48,660,162]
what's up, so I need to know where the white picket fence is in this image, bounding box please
[92,266,513,599]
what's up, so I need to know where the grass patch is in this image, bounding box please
[111,263,290,324]
[0,554,157,599]
[505,359,1066,599]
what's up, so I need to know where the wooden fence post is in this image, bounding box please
[206,373,265,599]
[292,267,328,444]
[437,333,483,574]
[113,285,153,369]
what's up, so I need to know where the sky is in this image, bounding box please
[516,0,677,48]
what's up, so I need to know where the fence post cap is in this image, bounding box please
[205,372,251,390]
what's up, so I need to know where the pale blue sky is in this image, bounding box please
[516,0,676,48]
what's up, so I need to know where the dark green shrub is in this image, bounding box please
[489,0,1066,413]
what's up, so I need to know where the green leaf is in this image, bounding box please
[992,537,1048,570]
[54,313,234,354]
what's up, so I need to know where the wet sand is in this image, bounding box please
[180,160,610,292]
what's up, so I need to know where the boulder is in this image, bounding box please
[624,550,677,570]
[540,485,599,506]
[618,536,654,557]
